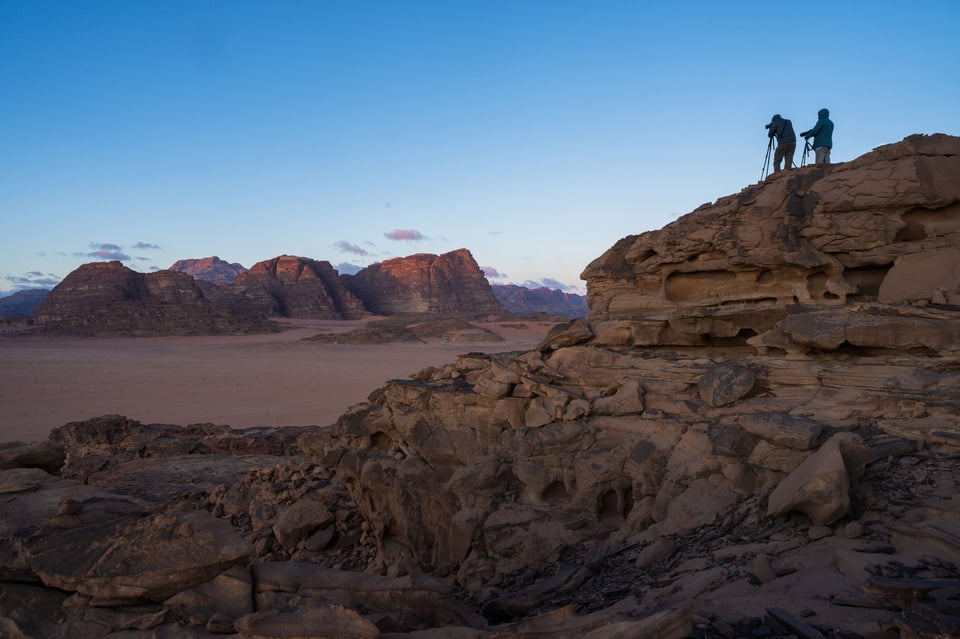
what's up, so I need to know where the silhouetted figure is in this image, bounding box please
[766,114,797,171]
[801,108,834,165]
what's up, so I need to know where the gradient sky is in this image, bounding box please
[2,0,958,296]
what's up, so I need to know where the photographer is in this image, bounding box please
[800,108,834,165]
[765,114,796,172]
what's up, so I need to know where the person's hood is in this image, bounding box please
[770,114,783,124]
[818,108,830,119]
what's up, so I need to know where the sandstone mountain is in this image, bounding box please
[227,255,367,320]
[169,255,247,284]
[3,134,959,638]
[343,248,505,316]
[492,283,587,318]
[33,261,275,336]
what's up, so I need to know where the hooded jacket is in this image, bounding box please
[767,115,796,144]
[801,108,834,149]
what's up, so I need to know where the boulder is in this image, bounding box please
[766,433,869,525]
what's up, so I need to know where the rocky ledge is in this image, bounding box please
[1,134,959,638]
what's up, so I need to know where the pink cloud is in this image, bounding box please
[384,229,425,241]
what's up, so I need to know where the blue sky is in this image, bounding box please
[2,0,958,296]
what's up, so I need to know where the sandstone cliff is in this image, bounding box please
[228,255,367,320]
[33,261,275,335]
[343,248,505,317]
[169,255,247,284]
[3,135,959,638]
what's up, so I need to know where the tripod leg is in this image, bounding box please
[761,139,773,180]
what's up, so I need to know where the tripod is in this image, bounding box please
[760,137,774,180]
[801,140,813,167]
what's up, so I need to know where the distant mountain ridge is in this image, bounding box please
[0,288,49,318]
[491,284,586,318]
[7,250,584,329]
[166,253,581,318]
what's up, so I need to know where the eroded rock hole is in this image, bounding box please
[371,431,394,451]
[542,481,570,503]
[844,266,890,300]
[598,489,627,523]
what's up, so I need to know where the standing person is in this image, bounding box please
[801,108,834,165]
[766,114,796,172]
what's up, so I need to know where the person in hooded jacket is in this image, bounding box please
[766,114,796,172]
[801,108,834,165]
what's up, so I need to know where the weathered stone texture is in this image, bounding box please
[343,248,504,316]
[230,254,367,319]
[582,133,960,333]
[34,261,275,335]
[4,135,960,638]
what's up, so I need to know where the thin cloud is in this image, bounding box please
[334,241,371,256]
[481,266,507,279]
[133,242,161,250]
[384,229,426,241]
[540,277,570,290]
[519,278,580,292]
[82,249,132,261]
[6,273,61,289]
[90,242,122,251]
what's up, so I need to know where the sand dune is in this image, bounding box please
[0,319,554,444]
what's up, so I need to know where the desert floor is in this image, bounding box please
[0,318,555,444]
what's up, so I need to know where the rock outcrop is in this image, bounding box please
[169,256,247,284]
[343,248,505,316]
[33,261,275,335]
[229,255,367,320]
[3,135,960,638]
[581,133,960,353]
[492,284,588,318]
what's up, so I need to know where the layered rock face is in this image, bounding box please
[229,255,366,320]
[300,135,960,633]
[3,135,959,638]
[582,134,960,353]
[343,248,505,316]
[169,256,247,284]
[492,284,587,318]
[33,261,274,335]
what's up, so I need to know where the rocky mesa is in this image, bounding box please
[226,255,367,320]
[33,261,275,336]
[343,248,504,317]
[33,249,507,334]
[2,134,959,638]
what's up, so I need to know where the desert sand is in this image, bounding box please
[0,318,554,444]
